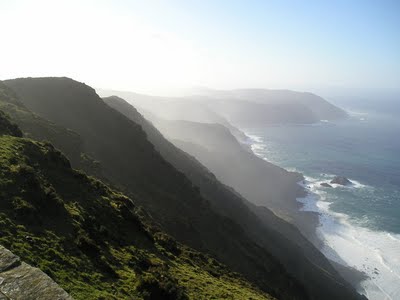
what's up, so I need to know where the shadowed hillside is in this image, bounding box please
[104,95,367,300]
[5,77,310,299]
[0,111,273,300]
[0,81,102,177]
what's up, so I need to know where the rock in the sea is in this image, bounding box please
[330,176,352,186]
[0,245,72,300]
[320,182,333,188]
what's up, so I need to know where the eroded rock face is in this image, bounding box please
[0,246,72,300]
[330,176,352,186]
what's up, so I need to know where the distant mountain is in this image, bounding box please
[98,88,348,127]
[97,89,249,142]
[191,88,348,125]
[5,77,307,299]
[0,112,270,299]
[151,119,304,214]
[104,95,366,300]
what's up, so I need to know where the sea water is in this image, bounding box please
[243,101,400,300]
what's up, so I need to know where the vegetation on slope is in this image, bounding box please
[0,118,272,299]
[6,77,310,299]
[0,81,102,177]
[0,110,22,137]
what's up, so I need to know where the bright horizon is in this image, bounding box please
[1,0,399,96]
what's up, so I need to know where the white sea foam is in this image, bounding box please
[298,177,400,300]
[347,110,369,117]
[245,132,400,299]
[246,133,263,144]
[246,134,268,155]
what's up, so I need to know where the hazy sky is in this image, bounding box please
[1,0,399,95]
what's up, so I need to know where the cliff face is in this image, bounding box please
[0,111,273,299]
[0,81,102,178]
[193,88,348,125]
[0,81,83,164]
[4,78,304,299]
[0,246,72,300]
[104,95,367,300]
[148,117,303,214]
[3,78,365,300]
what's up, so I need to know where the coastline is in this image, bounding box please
[295,178,369,290]
[241,130,370,295]
[297,174,400,300]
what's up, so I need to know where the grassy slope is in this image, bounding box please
[0,81,102,177]
[5,77,309,299]
[0,114,272,299]
[0,110,22,137]
[0,81,82,164]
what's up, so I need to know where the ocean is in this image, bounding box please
[243,100,400,300]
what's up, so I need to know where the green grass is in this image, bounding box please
[0,81,101,176]
[3,76,309,300]
[0,132,272,299]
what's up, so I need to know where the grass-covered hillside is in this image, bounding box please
[0,113,273,300]
[6,77,311,299]
[0,81,102,177]
[0,110,22,137]
[0,81,83,164]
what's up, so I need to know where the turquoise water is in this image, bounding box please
[242,102,400,299]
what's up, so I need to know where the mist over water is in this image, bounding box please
[243,99,400,300]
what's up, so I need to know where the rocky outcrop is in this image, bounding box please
[330,176,352,186]
[0,246,72,300]
[320,183,333,188]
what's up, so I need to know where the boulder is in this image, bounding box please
[330,176,352,186]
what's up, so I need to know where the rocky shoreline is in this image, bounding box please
[242,133,369,294]
[293,179,369,292]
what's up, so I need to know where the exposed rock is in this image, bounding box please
[0,247,20,273]
[320,182,333,188]
[330,176,352,186]
[0,246,72,300]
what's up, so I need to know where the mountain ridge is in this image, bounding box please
[97,87,348,127]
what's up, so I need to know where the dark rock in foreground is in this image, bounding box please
[330,176,352,186]
[320,182,333,188]
[0,246,72,300]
